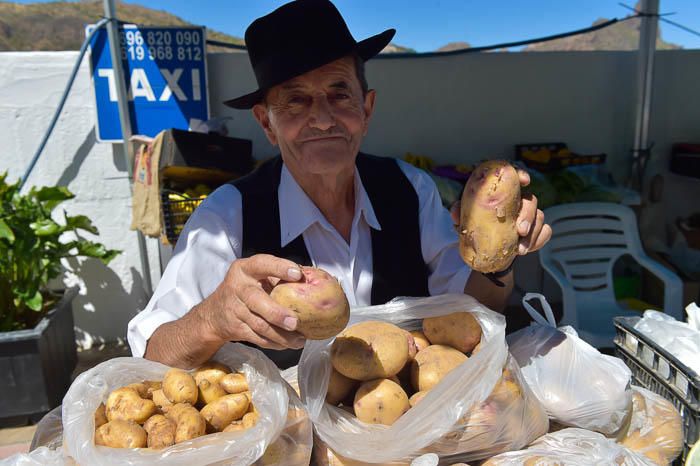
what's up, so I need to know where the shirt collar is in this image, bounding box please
[278,163,381,247]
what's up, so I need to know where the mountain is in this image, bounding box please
[0,1,412,54]
[524,16,681,52]
[436,41,471,52]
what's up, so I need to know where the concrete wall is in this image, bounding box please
[2,49,698,342]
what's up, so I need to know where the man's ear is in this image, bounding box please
[252,103,278,146]
[362,89,376,136]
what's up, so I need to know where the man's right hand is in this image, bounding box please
[196,254,306,350]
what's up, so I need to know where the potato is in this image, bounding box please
[270,266,350,340]
[618,389,683,465]
[223,421,246,433]
[485,370,522,407]
[193,361,230,385]
[410,330,431,353]
[458,160,521,273]
[143,414,176,449]
[105,386,156,424]
[423,311,482,354]
[242,411,259,428]
[197,378,228,407]
[165,403,206,443]
[220,372,249,394]
[255,435,292,466]
[200,393,250,432]
[152,389,173,413]
[162,368,198,405]
[409,391,428,407]
[330,321,410,381]
[411,344,468,392]
[326,369,358,405]
[94,419,147,448]
[354,378,410,425]
[94,403,108,428]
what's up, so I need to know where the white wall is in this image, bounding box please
[0,52,159,346]
[2,49,698,342]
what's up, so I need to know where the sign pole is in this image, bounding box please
[103,0,153,297]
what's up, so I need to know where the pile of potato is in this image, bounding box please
[93,362,257,449]
[326,311,483,426]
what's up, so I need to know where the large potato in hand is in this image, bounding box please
[411,344,468,392]
[423,311,482,354]
[459,160,521,273]
[271,266,350,340]
[331,321,410,381]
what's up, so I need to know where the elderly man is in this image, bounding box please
[127,0,551,369]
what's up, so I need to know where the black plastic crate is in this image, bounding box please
[614,316,699,465]
[161,191,205,245]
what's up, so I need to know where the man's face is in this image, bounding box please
[253,56,375,178]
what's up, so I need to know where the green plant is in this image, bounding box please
[0,173,119,331]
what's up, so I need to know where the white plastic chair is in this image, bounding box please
[539,202,683,348]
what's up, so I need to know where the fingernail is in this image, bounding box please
[287,267,302,280]
[520,220,530,234]
[283,316,298,331]
[519,243,529,255]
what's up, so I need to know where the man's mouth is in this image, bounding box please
[299,135,346,143]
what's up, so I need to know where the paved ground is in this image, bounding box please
[0,342,131,460]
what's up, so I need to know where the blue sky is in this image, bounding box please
[14,0,700,51]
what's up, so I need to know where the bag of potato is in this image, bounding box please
[482,427,656,466]
[506,293,633,435]
[62,343,289,466]
[615,386,683,466]
[299,293,548,463]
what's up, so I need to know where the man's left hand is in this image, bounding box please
[450,168,552,256]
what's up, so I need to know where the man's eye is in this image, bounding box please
[333,93,350,100]
[287,95,306,104]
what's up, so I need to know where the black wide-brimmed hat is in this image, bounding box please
[223,0,395,109]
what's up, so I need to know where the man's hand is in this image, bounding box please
[201,254,307,350]
[144,254,306,368]
[451,168,552,258]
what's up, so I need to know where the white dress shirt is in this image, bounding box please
[127,159,471,357]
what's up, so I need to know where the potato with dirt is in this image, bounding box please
[165,403,207,443]
[423,311,482,354]
[105,386,156,424]
[410,330,431,353]
[143,414,176,449]
[270,266,350,340]
[353,378,410,425]
[200,392,250,432]
[94,403,108,428]
[326,368,358,405]
[162,368,198,405]
[220,372,249,394]
[458,160,521,273]
[331,321,410,381]
[94,419,147,448]
[411,344,468,392]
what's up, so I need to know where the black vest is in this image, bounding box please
[231,153,429,368]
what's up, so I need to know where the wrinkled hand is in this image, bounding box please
[201,254,306,350]
[450,169,552,256]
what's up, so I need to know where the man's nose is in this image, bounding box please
[308,95,335,131]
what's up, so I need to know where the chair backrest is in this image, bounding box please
[540,202,644,298]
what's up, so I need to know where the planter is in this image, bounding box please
[0,287,78,426]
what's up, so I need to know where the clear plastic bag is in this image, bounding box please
[29,406,63,451]
[633,309,700,376]
[0,447,75,466]
[62,342,288,466]
[506,293,632,435]
[299,293,516,463]
[482,428,656,465]
[616,386,684,466]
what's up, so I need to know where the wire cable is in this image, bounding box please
[204,15,642,58]
[20,17,110,190]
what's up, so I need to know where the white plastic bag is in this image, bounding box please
[506,293,632,435]
[482,428,656,465]
[0,447,74,466]
[62,342,288,466]
[299,294,511,463]
[616,386,684,466]
[29,406,63,451]
[633,308,700,375]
